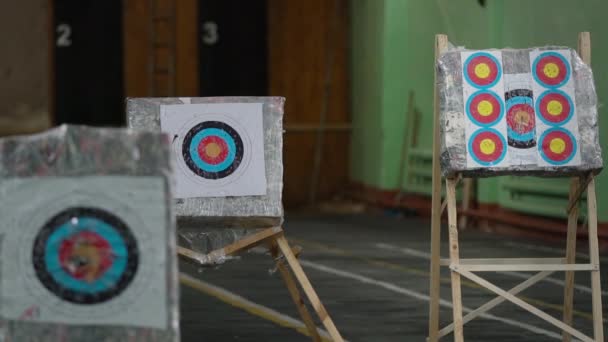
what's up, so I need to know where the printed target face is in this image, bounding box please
[468,128,507,166]
[538,128,577,165]
[532,52,571,88]
[32,207,138,305]
[466,90,504,126]
[182,121,244,180]
[536,90,573,126]
[463,52,502,88]
[506,96,536,147]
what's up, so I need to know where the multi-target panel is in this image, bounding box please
[439,47,602,176]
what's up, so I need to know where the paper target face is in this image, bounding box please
[505,89,536,148]
[463,52,502,88]
[466,90,504,126]
[535,90,574,126]
[181,121,245,180]
[532,52,571,88]
[161,103,267,198]
[538,128,577,165]
[0,177,169,329]
[32,207,139,305]
[467,128,507,166]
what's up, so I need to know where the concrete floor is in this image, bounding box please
[179,213,608,341]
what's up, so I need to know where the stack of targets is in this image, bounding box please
[127,97,284,257]
[438,46,603,177]
[0,125,178,341]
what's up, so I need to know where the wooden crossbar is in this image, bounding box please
[437,271,554,338]
[451,263,596,272]
[458,269,594,342]
[440,257,564,266]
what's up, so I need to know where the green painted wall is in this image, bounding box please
[350,0,608,221]
[350,0,386,188]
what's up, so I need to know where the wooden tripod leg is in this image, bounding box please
[586,177,605,341]
[275,234,345,342]
[446,178,464,342]
[562,177,580,342]
[270,244,322,342]
[429,33,449,342]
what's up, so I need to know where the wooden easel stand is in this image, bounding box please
[428,32,605,342]
[178,226,345,342]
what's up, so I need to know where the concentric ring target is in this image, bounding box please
[535,90,574,126]
[466,90,504,126]
[538,128,577,165]
[506,96,536,147]
[182,121,244,179]
[463,52,502,88]
[32,207,139,305]
[532,52,571,88]
[467,128,507,166]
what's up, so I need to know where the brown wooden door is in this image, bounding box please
[268,0,350,207]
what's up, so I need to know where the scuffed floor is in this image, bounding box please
[180,213,608,341]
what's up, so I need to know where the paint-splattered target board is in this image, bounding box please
[0,126,178,341]
[127,97,285,228]
[438,47,603,177]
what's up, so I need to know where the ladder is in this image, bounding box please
[148,0,176,96]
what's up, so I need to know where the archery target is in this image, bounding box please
[0,177,169,329]
[182,121,244,180]
[466,90,504,126]
[463,52,502,88]
[161,103,267,198]
[461,50,508,168]
[536,90,574,126]
[505,90,536,148]
[530,49,581,167]
[467,128,507,166]
[32,207,138,305]
[532,51,571,88]
[538,128,577,165]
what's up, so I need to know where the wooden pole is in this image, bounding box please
[446,177,464,341]
[562,176,580,342]
[586,176,604,341]
[428,33,448,342]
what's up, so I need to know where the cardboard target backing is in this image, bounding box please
[0,176,169,329]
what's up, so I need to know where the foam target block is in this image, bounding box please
[438,47,602,177]
[0,125,178,341]
[127,97,284,229]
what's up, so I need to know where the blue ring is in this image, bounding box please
[463,52,502,89]
[534,89,574,127]
[44,217,128,294]
[189,128,237,172]
[465,90,505,127]
[506,96,536,142]
[467,127,507,166]
[538,128,577,165]
[531,51,571,88]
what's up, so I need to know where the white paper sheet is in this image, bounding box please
[0,176,169,329]
[160,103,267,198]
[529,49,581,167]
[461,51,509,168]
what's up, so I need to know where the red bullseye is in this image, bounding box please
[467,91,503,125]
[534,54,569,87]
[465,54,500,88]
[507,103,535,135]
[470,130,505,164]
[540,130,574,163]
[538,92,572,125]
[197,136,229,165]
[59,231,113,282]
